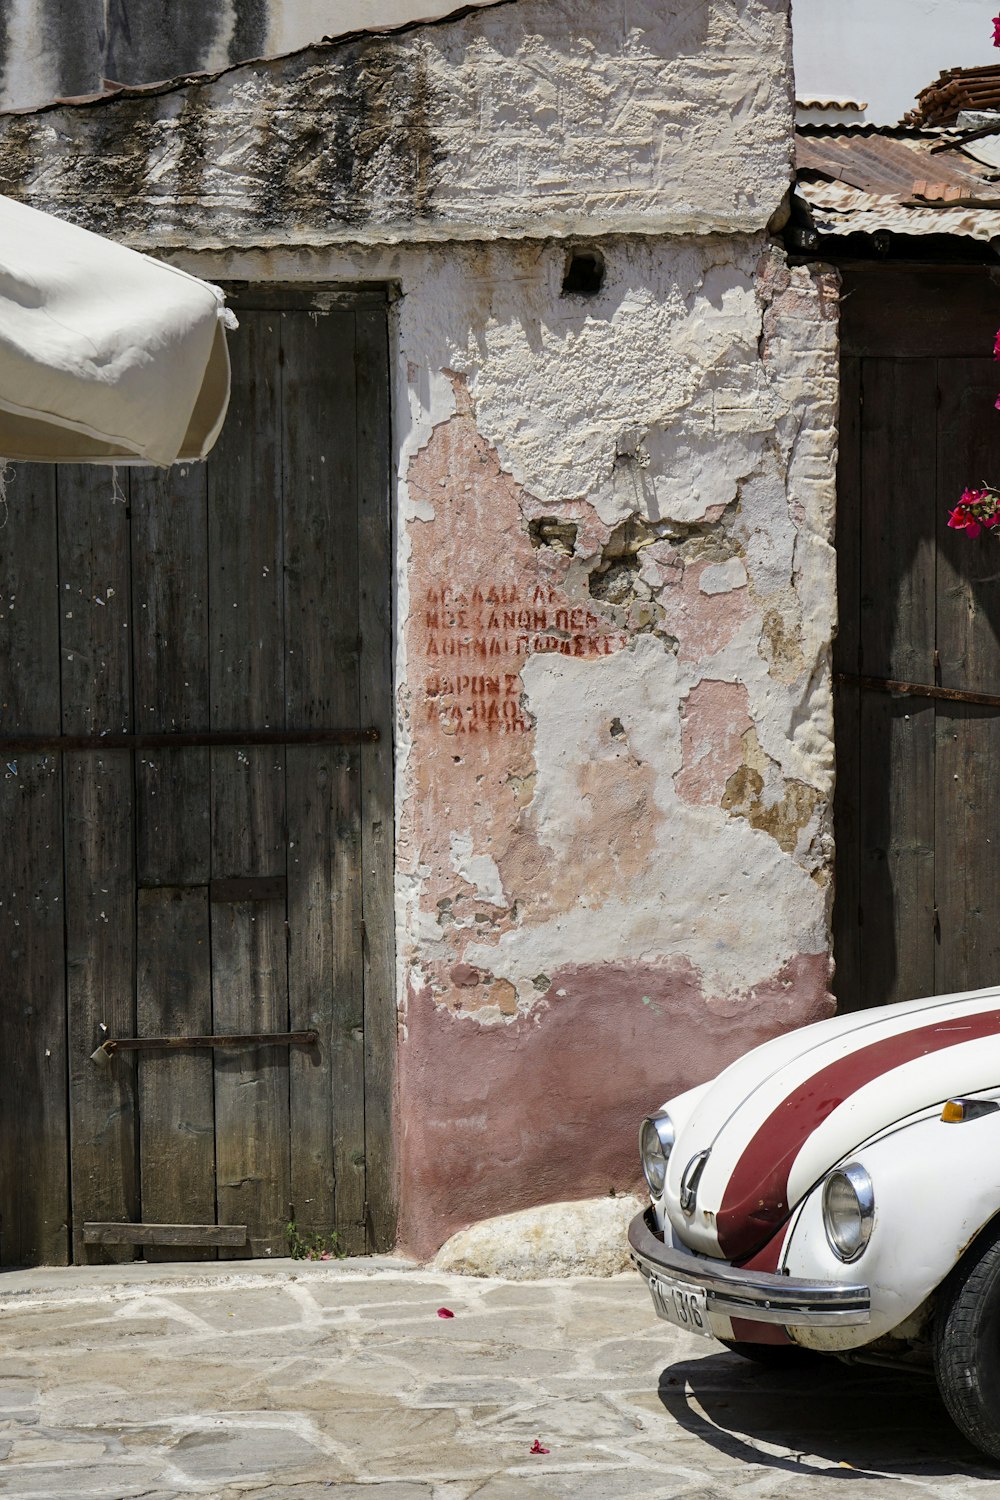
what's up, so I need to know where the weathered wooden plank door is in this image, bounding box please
[835,265,1000,1010]
[0,285,394,1266]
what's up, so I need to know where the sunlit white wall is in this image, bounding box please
[792,0,999,124]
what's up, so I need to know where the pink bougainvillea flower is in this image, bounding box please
[995,392,1000,409]
[436,1307,455,1319]
[993,13,1000,45]
[529,1440,550,1455]
[948,505,984,537]
[993,328,1000,360]
[987,512,1000,529]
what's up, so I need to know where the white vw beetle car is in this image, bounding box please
[629,985,1000,1460]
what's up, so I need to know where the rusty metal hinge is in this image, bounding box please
[835,672,1000,711]
[91,1030,318,1066]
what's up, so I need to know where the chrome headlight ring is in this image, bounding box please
[822,1162,875,1263]
[639,1110,675,1198]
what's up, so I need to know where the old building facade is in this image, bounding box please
[0,0,843,1262]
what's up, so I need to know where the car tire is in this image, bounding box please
[934,1219,1000,1460]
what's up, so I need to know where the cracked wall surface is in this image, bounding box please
[0,0,840,1259]
[0,0,792,246]
[390,236,840,1253]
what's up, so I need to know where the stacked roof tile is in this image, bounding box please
[904,64,1000,128]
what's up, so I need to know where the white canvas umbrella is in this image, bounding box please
[0,195,233,467]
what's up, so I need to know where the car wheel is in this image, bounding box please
[934,1219,1000,1460]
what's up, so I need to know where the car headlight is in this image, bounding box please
[639,1110,675,1197]
[822,1163,875,1262]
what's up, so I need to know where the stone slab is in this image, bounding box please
[0,1260,993,1497]
[431,1195,644,1279]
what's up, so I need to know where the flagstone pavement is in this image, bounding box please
[0,1256,997,1498]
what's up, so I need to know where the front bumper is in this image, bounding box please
[628,1208,871,1328]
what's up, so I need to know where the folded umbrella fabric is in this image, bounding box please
[0,195,233,466]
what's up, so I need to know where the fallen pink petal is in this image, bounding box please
[529,1440,550,1454]
[436,1307,455,1319]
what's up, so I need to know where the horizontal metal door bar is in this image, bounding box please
[91,1030,318,1065]
[0,727,378,752]
[835,672,1000,710]
[211,877,286,903]
[84,1222,248,1247]
[136,879,288,900]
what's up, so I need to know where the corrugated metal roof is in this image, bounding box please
[796,182,1000,243]
[795,124,1000,240]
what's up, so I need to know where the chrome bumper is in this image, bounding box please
[628,1208,871,1328]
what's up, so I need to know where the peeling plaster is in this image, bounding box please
[391,237,839,1035]
[0,0,842,1257]
[449,830,506,909]
[69,229,836,1253]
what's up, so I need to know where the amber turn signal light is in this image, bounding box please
[941,1098,1000,1124]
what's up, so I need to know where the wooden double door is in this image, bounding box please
[835,264,1000,1012]
[0,286,394,1265]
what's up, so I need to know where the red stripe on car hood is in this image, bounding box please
[716,1008,1000,1260]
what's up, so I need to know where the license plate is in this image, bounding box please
[649,1274,711,1337]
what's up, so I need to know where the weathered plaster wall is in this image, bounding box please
[0,1,507,113]
[166,232,838,1257]
[389,236,840,1254]
[0,0,838,1257]
[0,0,793,245]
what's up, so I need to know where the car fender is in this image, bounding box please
[782,1102,1000,1351]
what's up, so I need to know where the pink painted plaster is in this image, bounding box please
[675,679,753,806]
[662,557,752,663]
[401,381,629,1013]
[398,953,833,1258]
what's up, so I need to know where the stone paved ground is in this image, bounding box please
[0,1257,998,1498]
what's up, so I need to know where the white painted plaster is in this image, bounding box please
[700,559,748,594]
[448,830,507,909]
[462,637,827,995]
[267,0,507,53]
[2,0,57,113]
[441,241,771,523]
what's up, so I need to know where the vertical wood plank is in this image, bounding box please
[857,360,937,1007]
[282,307,366,1254]
[60,466,137,1263]
[832,356,862,1013]
[0,464,69,1266]
[208,310,290,1258]
[357,303,396,1251]
[135,890,214,1258]
[936,356,1000,994]
[131,463,211,885]
[131,464,215,1259]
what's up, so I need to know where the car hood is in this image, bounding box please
[664,985,1000,1261]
